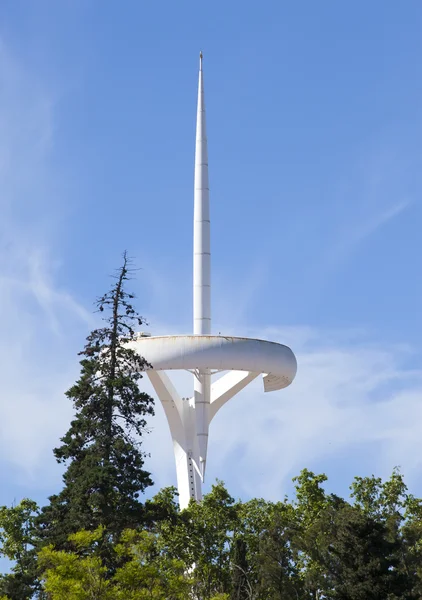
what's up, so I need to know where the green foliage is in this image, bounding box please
[36,254,154,565]
[350,467,409,520]
[293,468,329,524]
[256,503,303,600]
[230,537,249,600]
[0,499,40,599]
[155,481,239,599]
[38,527,115,599]
[0,500,39,561]
[38,527,191,599]
[144,486,180,525]
[308,503,412,600]
[292,469,333,598]
[2,470,422,598]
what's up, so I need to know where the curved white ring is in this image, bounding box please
[130,335,297,391]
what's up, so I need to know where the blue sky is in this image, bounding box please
[0,0,421,514]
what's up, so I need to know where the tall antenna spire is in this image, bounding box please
[194,50,210,335]
[193,51,211,479]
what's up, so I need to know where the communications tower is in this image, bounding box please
[131,54,297,509]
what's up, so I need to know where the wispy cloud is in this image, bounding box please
[297,142,416,305]
[0,40,90,329]
[326,199,410,273]
[0,42,93,490]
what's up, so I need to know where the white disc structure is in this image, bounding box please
[132,54,297,510]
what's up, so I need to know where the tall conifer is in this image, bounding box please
[36,253,154,563]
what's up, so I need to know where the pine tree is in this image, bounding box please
[36,253,154,566]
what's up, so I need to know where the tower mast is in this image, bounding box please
[193,51,211,480]
[194,51,210,336]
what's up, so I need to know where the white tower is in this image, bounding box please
[131,54,297,509]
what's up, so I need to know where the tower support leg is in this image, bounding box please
[148,369,259,509]
[147,371,202,509]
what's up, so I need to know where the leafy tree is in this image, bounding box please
[292,469,331,599]
[232,497,304,600]
[144,486,180,527]
[396,494,422,598]
[293,469,329,526]
[38,527,191,599]
[308,503,412,600]
[113,529,190,599]
[39,529,111,600]
[0,499,40,600]
[153,482,240,599]
[230,537,249,600]
[350,468,422,597]
[182,482,239,599]
[237,497,274,586]
[350,467,408,522]
[256,503,303,600]
[36,253,154,568]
